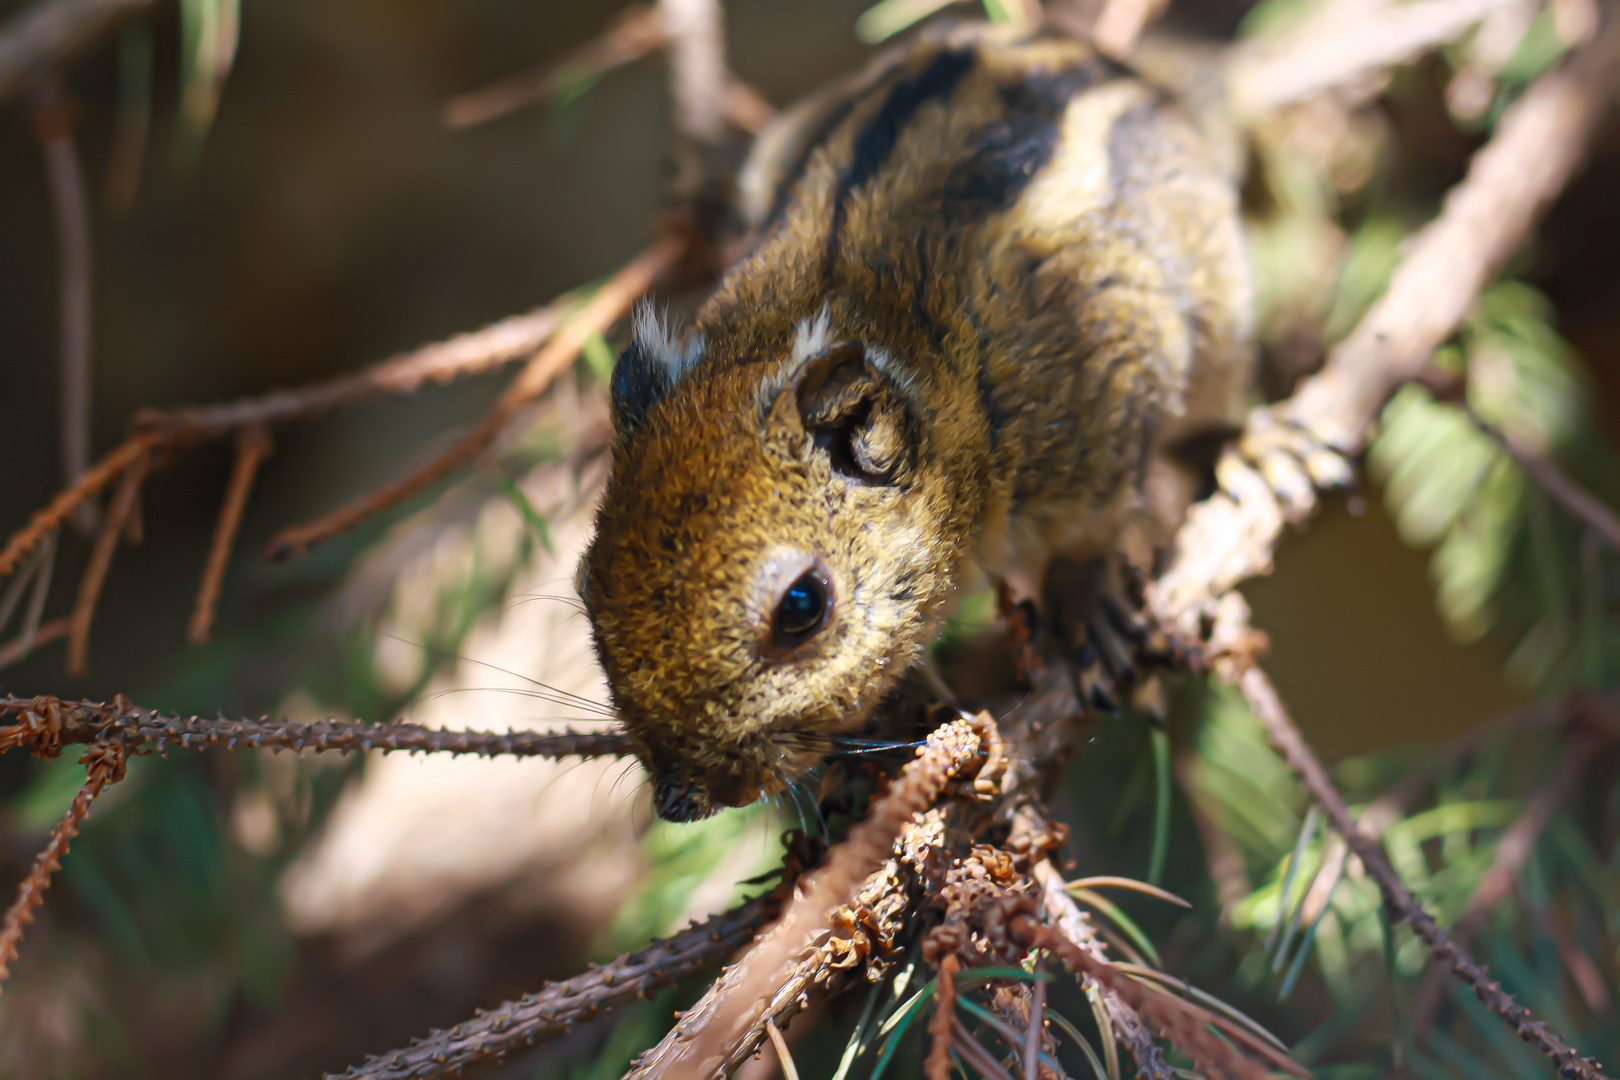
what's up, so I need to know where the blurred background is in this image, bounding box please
[0,0,1617,1077]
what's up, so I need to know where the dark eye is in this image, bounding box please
[774,570,831,648]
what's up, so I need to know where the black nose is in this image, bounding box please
[653,778,718,823]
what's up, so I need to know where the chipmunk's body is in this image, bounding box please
[583,22,1252,821]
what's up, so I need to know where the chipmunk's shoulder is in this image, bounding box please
[734,20,1143,235]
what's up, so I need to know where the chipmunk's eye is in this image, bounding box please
[774,570,831,648]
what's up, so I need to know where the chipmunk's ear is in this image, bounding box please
[792,342,914,485]
[610,303,702,437]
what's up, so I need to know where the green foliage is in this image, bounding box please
[1371,281,1618,691]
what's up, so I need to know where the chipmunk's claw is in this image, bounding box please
[1230,412,1355,523]
[1070,577,1199,715]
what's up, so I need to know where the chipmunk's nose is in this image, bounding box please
[652,777,719,822]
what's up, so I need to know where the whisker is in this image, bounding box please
[829,736,925,749]
[791,777,829,839]
[382,633,616,716]
[419,686,617,721]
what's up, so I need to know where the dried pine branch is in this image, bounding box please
[328,894,782,1080]
[632,717,988,1080]
[0,695,633,761]
[266,234,687,560]
[0,738,127,996]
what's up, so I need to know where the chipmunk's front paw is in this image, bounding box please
[1070,580,1195,714]
[1228,410,1355,523]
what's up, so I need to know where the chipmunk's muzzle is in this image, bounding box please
[651,768,765,823]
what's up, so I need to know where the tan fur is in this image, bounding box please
[583,22,1252,820]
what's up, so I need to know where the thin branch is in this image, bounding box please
[65,445,147,675]
[442,4,667,130]
[327,895,778,1080]
[1471,413,1620,553]
[1227,0,1519,116]
[1216,630,1612,1080]
[0,738,127,997]
[266,234,686,561]
[638,717,986,1080]
[0,0,153,106]
[1151,19,1620,630]
[927,953,960,1080]
[35,76,96,535]
[0,695,634,761]
[188,423,271,643]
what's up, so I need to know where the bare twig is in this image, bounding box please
[0,618,70,671]
[927,952,959,1080]
[661,0,727,145]
[0,433,155,585]
[442,1,772,136]
[65,446,148,675]
[188,424,271,643]
[1411,730,1594,1034]
[442,4,666,129]
[328,896,778,1080]
[642,717,985,1080]
[1022,958,1044,1080]
[0,738,127,996]
[1221,643,1612,1080]
[1152,20,1620,629]
[266,234,685,561]
[1030,836,1173,1080]
[0,0,153,106]
[951,1017,1017,1080]
[35,76,95,534]
[1472,414,1620,553]
[1090,0,1168,59]
[135,300,576,437]
[0,695,634,761]
[1228,0,1519,116]
[1014,915,1288,1080]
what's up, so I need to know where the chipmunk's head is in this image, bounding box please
[581,306,964,821]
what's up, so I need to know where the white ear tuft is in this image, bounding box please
[632,300,704,378]
[790,304,834,365]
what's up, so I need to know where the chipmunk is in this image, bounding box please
[581,21,1253,822]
